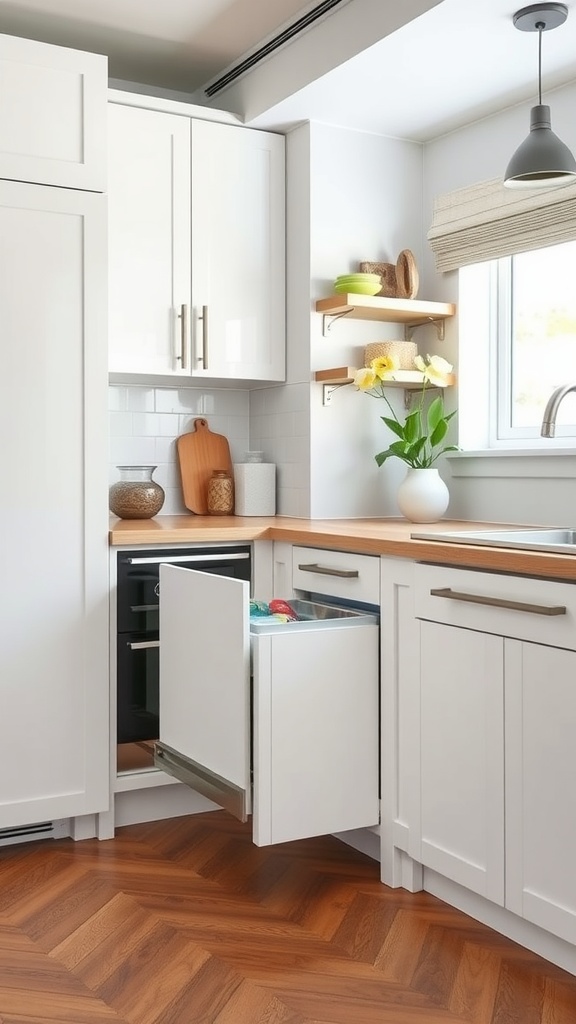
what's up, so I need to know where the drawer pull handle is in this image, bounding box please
[430,587,567,617]
[127,640,160,650]
[298,562,359,579]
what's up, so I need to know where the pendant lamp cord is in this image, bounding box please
[537,20,544,104]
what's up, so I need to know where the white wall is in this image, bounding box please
[306,121,425,518]
[422,80,576,526]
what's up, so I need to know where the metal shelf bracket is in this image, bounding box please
[322,382,351,406]
[404,317,446,342]
[322,309,353,336]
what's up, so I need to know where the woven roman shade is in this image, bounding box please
[428,177,576,272]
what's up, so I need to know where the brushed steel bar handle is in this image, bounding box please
[123,553,250,565]
[430,587,567,617]
[196,305,208,368]
[297,562,359,579]
[176,304,188,369]
[180,303,189,369]
[127,640,160,650]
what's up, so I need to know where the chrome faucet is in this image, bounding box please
[541,383,576,437]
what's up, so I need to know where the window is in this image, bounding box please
[459,239,576,450]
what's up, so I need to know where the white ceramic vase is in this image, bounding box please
[396,467,449,523]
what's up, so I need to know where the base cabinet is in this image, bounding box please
[411,564,576,946]
[155,565,379,846]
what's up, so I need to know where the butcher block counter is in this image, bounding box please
[109,516,576,583]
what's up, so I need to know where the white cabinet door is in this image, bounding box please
[157,566,252,819]
[506,640,576,945]
[108,104,192,375]
[157,566,379,846]
[0,34,107,191]
[190,120,285,382]
[419,620,505,904]
[252,621,379,846]
[0,181,109,829]
[107,102,285,382]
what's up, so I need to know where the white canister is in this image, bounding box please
[234,453,276,516]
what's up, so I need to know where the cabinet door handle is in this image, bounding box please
[196,305,208,369]
[123,553,250,565]
[430,587,567,616]
[297,562,359,579]
[177,304,189,369]
[127,640,160,650]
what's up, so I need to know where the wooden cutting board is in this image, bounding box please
[177,418,234,514]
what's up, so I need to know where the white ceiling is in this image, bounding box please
[2,0,576,141]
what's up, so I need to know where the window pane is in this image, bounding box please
[510,241,576,431]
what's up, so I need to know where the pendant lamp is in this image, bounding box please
[504,2,576,188]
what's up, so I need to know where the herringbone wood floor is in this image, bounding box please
[1,810,576,1023]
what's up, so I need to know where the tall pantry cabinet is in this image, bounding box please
[0,34,109,832]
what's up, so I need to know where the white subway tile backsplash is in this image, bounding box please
[108,382,312,518]
[109,435,157,468]
[127,388,155,412]
[154,388,204,414]
[109,411,133,436]
[108,387,128,411]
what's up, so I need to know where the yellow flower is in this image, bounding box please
[414,353,453,387]
[370,355,398,380]
[353,367,378,390]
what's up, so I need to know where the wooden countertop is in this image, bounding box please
[109,515,576,582]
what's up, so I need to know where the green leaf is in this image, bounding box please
[427,396,444,433]
[375,450,392,467]
[403,410,422,444]
[429,419,448,447]
[389,440,411,456]
[381,416,405,439]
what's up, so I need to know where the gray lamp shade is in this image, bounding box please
[504,104,576,188]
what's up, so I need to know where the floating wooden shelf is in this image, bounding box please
[314,367,456,388]
[315,294,456,339]
[314,366,456,406]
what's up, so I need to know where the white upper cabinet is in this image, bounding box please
[0,33,107,192]
[108,101,286,382]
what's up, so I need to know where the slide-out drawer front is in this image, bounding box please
[292,546,380,605]
[414,563,576,649]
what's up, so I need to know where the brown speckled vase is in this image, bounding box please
[109,465,165,520]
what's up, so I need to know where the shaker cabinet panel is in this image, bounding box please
[419,620,505,904]
[0,33,107,191]
[505,641,576,945]
[0,181,109,829]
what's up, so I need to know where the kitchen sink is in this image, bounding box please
[410,527,576,555]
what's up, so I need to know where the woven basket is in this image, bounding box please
[364,340,417,371]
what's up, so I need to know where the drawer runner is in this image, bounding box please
[154,741,248,822]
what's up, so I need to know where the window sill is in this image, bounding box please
[447,448,576,479]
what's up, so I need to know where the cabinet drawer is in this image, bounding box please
[292,546,380,606]
[414,563,576,649]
